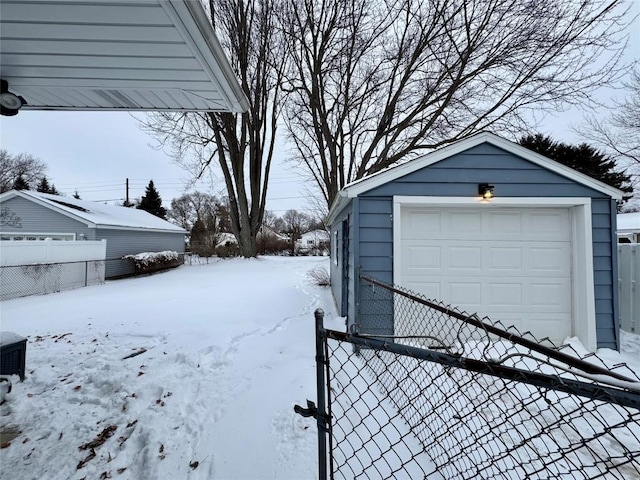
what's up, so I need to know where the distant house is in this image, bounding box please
[297,229,330,254]
[617,212,640,243]
[0,190,186,278]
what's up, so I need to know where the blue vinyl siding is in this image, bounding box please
[344,143,618,349]
[97,228,185,278]
[1,196,94,239]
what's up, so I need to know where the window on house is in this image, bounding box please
[334,230,339,265]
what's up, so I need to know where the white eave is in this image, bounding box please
[327,132,624,224]
[0,0,249,113]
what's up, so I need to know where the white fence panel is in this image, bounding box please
[0,239,106,266]
[0,240,107,300]
[618,244,640,333]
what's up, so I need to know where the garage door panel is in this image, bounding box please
[449,282,482,306]
[531,280,572,309]
[449,211,481,234]
[407,245,441,269]
[530,245,571,272]
[405,210,441,237]
[398,206,573,345]
[449,246,482,269]
[524,316,571,340]
[489,246,523,270]
[488,211,523,235]
[403,241,570,276]
[406,282,440,300]
[529,211,571,240]
[489,283,522,306]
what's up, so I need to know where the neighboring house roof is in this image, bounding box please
[0,190,185,233]
[258,225,288,241]
[0,0,249,112]
[216,232,237,247]
[328,132,624,224]
[617,212,640,234]
[300,229,330,241]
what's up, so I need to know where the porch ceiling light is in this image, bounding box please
[0,80,27,116]
[479,183,494,199]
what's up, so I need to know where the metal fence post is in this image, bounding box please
[315,308,328,480]
[294,308,330,480]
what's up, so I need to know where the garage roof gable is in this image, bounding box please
[328,132,623,223]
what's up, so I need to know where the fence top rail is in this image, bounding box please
[324,327,640,410]
[1,258,115,268]
[359,274,639,385]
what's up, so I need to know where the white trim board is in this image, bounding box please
[392,196,597,351]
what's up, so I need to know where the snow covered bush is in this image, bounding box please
[215,243,239,258]
[122,251,182,275]
[307,266,330,287]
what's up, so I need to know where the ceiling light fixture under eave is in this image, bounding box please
[0,80,27,116]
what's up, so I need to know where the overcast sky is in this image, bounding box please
[0,5,638,214]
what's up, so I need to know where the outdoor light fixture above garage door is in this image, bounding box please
[0,80,26,116]
[479,183,495,199]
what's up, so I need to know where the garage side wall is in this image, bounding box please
[329,202,356,326]
[0,196,94,239]
[97,229,185,278]
[355,143,618,349]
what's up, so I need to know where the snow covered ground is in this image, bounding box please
[0,257,344,480]
[1,256,638,480]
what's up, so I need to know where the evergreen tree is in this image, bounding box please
[519,134,634,204]
[36,176,50,193]
[13,175,29,190]
[136,180,167,219]
[36,176,58,194]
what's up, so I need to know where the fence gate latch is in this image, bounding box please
[294,399,319,418]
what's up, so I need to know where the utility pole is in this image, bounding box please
[126,178,130,206]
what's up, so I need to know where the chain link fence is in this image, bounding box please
[0,259,107,300]
[0,255,185,300]
[299,275,640,479]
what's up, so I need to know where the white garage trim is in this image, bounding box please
[392,196,596,350]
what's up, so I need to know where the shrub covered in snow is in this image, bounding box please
[122,251,182,275]
[307,266,330,287]
[215,243,240,258]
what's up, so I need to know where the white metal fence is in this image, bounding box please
[618,244,639,333]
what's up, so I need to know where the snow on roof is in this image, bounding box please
[301,229,330,239]
[617,212,640,232]
[3,190,185,233]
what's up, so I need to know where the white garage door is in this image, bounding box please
[398,207,573,344]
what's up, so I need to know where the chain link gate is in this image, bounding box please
[296,276,640,480]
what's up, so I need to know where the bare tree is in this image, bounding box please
[281,0,630,208]
[168,191,219,231]
[0,206,21,227]
[577,68,640,166]
[0,150,47,193]
[141,0,287,257]
[282,209,312,253]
